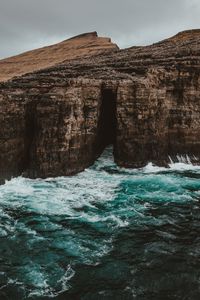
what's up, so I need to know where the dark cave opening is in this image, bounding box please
[96,88,117,154]
[21,102,37,173]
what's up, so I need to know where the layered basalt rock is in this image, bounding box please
[0,30,200,182]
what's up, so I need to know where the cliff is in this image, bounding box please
[0,30,200,182]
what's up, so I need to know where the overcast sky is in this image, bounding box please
[0,0,200,59]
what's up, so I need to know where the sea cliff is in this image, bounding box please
[0,30,200,182]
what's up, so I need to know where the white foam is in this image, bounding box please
[143,163,167,173]
[0,227,8,237]
[168,162,200,171]
[143,159,200,174]
[1,146,200,298]
[19,264,75,299]
[57,265,75,292]
[167,154,200,171]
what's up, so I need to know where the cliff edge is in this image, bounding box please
[0,30,200,183]
[0,31,118,82]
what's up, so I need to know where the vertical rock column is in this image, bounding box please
[0,91,27,183]
[115,79,169,167]
[26,79,103,178]
[0,79,104,182]
[114,69,200,167]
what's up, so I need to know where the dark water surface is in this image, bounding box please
[1,148,200,299]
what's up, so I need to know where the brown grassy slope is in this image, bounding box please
[0,31,118,82]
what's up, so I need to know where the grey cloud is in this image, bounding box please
[0,0,200,58]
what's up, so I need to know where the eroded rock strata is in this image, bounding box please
[0,30,200,182]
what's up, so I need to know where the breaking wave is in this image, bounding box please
[1,147,200,299]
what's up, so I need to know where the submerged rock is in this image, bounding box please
[0,30,200,181]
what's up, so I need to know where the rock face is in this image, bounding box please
[0,30,200,182]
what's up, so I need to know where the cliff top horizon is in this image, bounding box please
[0,28,200,83]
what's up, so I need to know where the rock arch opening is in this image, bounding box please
[95,88,117,154]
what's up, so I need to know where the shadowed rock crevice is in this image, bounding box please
[95,88,117,155]
[22,102,37,176]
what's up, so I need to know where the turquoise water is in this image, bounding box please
[1,147,200,299]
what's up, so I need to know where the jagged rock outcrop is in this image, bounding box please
[0,30,200,182]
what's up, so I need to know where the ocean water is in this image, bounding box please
[1,147,200,300]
